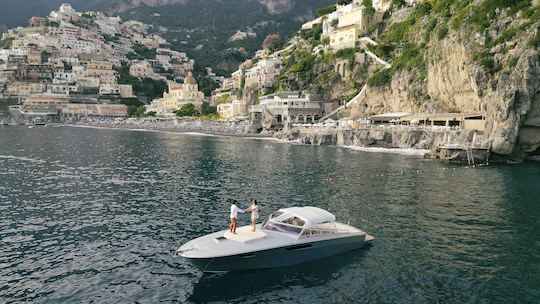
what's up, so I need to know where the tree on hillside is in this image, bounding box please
[200,101,217,116]
[175,103,198,117]
[262,34,281,50]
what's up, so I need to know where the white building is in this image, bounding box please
[244,57,282,88]
[217,100,248,120]
[47,83,79,95]
[250,91,322,123]
[98,84,134,98]
[53,71,77,84]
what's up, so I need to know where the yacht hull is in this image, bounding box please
[185,234,365,273]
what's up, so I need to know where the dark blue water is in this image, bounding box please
[0,126,539,303]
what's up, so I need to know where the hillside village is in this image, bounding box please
[205,0,539,161]
[0,0,538,161]
[0,3,197,117]
[211,0,419,127]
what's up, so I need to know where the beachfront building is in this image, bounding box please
[250,91,322,124]
[368,112,414,124]
[20,95,69,115]
[95,104,129,117]
[147,72,204,116]
[217,100,248,120]
[400,113,487,131]
[62,103,128,117]
[367,112,487,131]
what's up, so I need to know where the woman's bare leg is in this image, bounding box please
[252,219,256,231]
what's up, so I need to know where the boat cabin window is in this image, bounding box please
[262,215,305,235]
[263,222,303,234]
[282,217,305,227]
[301,222,338,237]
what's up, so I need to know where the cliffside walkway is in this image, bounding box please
[320,84,367,122]
[359,37,392,68]
[320,37,391,122]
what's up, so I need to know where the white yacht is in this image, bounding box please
[178,206,374,272]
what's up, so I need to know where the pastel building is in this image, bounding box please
[329,8,384,50]
[148,72,204,115]
[217,100,248,120]
[6,82,47,96]
[244,57,282,89]
[21,95,69,115]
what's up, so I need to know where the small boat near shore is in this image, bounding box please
[178,206,373,273]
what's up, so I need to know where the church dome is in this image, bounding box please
[184,72,197,85]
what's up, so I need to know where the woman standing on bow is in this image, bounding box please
[245,199,259,232]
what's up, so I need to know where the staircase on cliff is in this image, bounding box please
[320,37,392,122]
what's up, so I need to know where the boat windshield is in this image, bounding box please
[263,221,303,234]
[262,215,305,235]
[301,222,342,237]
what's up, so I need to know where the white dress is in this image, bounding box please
[250,205,259,221]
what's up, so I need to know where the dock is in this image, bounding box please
[435,132,491,165]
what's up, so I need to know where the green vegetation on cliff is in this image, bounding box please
[239,0,538,108]
[0,38,13,49]
[117,64,167,101]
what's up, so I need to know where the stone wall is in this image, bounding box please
[277,126,474,151]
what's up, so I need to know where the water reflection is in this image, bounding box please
[188,248,370,303]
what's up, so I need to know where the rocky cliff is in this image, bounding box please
[257,0,294,14]
[273,1,539,161]
[349,4,540,161]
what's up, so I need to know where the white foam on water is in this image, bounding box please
[342,146,430,156]
[0,155,46,164]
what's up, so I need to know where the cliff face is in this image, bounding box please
[353,43,539,160]
[345,4,540,161]
[256,0,294,14]
[270,1,539,161]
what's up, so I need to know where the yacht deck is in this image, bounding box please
[223,226,267,243]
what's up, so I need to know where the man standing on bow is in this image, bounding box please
[230,199,244,234]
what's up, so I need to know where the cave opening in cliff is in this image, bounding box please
[529,146,540,156]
